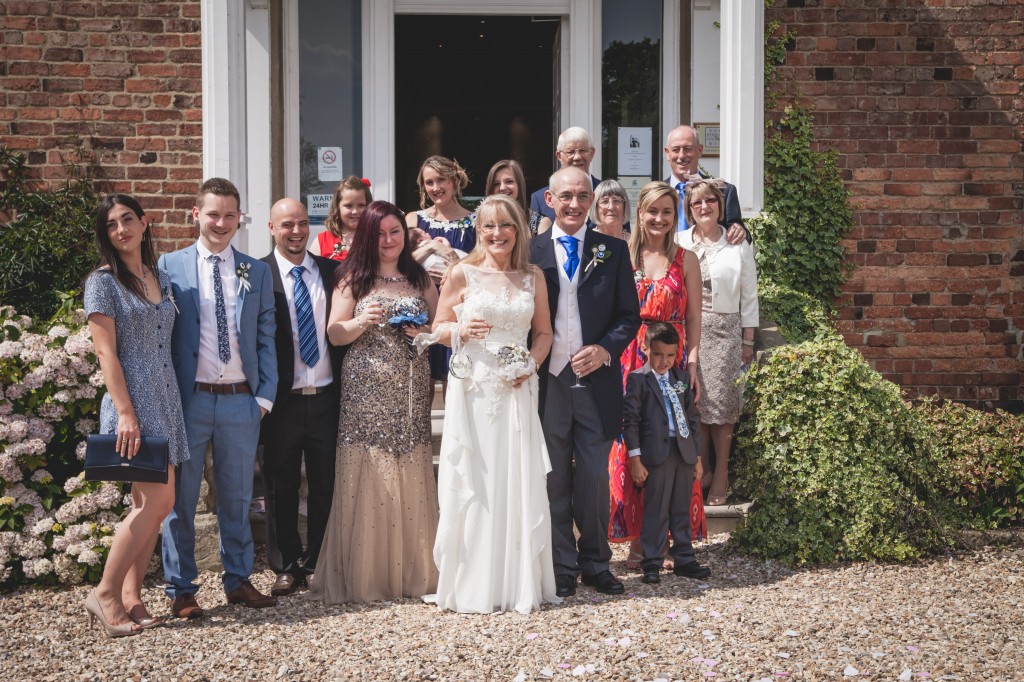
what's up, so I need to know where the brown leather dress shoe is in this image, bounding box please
[270,573,300,597]
[170,593,205,619]
[226,580,278,608]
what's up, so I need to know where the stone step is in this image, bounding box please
[704,500,751,536]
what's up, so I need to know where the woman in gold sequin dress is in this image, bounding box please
[308,200,440,604]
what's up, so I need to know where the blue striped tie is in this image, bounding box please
[291,266,320,367]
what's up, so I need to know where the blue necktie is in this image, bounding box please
[657,374,690,438]
[557,235,579,280]
[675,181,688,232]
[291,265,320,367]
[208,254,230,364]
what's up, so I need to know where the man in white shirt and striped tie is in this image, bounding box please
[260,198,343,597]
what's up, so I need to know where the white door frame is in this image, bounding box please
[363,0,598,201]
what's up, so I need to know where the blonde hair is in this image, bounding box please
[416,155,470,209]
[324,176,373,237]
[628,181,679,267]
[460,194,531,273]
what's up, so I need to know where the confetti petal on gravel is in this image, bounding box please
[2,533,1021,680]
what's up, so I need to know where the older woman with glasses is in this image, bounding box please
[677,180,759,506]
[589,180,631,241]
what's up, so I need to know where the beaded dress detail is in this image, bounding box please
[309,275,438,604]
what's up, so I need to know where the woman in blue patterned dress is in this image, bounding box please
[82,195,189,637]
[406,155,476,384]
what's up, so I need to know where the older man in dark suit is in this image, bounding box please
[530,166,641,597]
[260,198,343,597]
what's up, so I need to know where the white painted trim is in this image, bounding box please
[363,0,396,201]
[566,0,601,173]
[394,0,569,12]
[720,0,764,216]
[661,0,681,179]
[282,0,300,202]
[244,0,273,257]
[361,0,595,200]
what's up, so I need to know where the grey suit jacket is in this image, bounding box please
[622,364,700,467]
[158,244,278,410]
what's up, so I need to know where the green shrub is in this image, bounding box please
[750,105,854,308]
[0,146,98,321]
[914,397,1024,529]
[733,337,956,565]
[758,280,836,343]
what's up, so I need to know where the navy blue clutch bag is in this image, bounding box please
[84,434,169,484]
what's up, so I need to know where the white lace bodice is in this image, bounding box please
[456,264,534,349]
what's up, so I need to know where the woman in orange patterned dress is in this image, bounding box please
[608,181,704,568]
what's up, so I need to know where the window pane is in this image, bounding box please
[299,0,362,222]
[601,0,662,181]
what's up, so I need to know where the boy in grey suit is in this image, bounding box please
[622,322,711,585]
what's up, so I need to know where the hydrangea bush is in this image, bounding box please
[0,305,128,587]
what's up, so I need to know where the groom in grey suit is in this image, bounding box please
[159,178,278,617]
[530,166,641,597]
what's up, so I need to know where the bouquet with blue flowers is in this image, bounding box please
[388,300,428,358]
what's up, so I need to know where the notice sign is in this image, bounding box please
[317,146,343,182]
[307,194,333,219]
[617,127,652,176]
[618,176,649,226]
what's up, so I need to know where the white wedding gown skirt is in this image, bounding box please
[427,265,561,614]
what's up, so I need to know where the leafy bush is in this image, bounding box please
[733,337,956,565]
[914,397,1024,529]
[758,280,836,343]
[750,105,854,308]
[0,306,126,587]
[0,146,98,321]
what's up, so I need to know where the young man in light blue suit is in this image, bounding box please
[158,178,279,617]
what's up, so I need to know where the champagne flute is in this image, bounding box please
[570,346,585,388]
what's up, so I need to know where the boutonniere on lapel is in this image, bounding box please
[671,380,688,395]
[583,243,608,274]
[236,262,252,296]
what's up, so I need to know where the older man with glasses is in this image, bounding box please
[529,127,602,228]
[663,125,748,244]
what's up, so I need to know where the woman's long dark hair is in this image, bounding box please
[93,194,158,301]
[336,200,429,300]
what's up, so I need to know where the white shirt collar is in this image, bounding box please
[273,249,315,278]
[550,223,589,243]
[196,241,234,265]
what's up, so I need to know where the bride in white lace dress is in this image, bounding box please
[419,194,560,614]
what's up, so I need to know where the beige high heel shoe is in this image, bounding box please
[84,590,141,638]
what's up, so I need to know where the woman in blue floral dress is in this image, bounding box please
[406,155,476,383]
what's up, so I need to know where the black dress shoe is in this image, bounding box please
[642,567,661,584]
[555,574,577,598]
[581,570,625,595]
[673,561,712,580]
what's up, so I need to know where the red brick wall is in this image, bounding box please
[0,0,202,251]
[766,0,1023,410]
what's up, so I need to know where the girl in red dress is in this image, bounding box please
[313,176,373,261]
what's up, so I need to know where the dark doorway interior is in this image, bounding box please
[395,15,559,213]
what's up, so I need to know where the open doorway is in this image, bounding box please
[394,15,559,213]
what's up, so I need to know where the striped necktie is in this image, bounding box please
[291,265,320,367]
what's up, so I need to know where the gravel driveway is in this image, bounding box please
[2,533,1021,681]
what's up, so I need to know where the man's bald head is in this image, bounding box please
[268,197,311,263]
